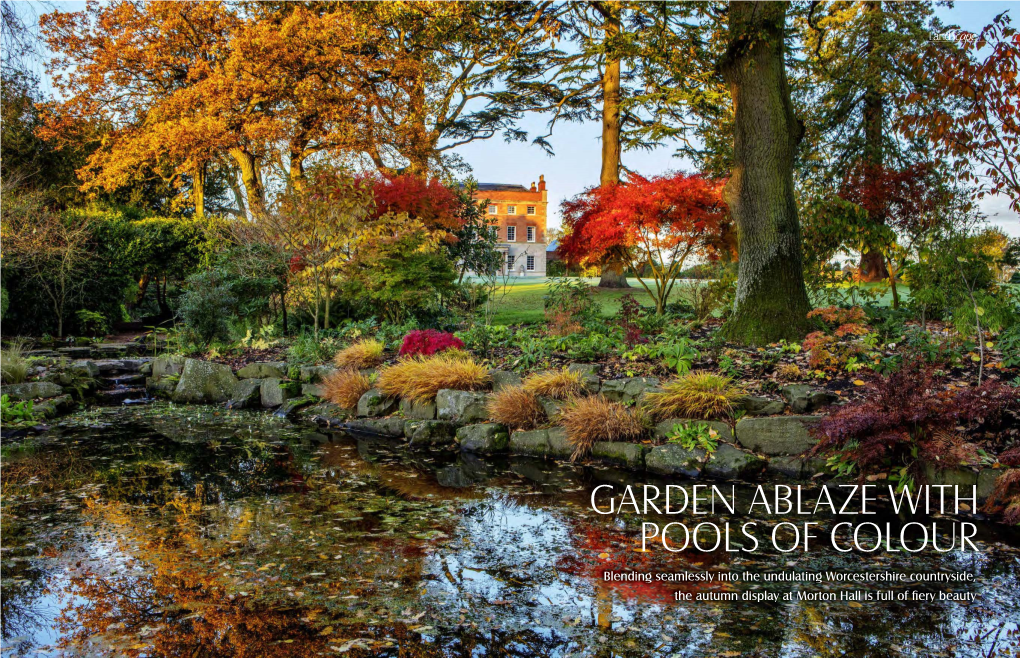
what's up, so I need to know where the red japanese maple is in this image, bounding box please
[361,173,462,232]
[558,172,727,314]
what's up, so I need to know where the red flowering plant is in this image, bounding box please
[559,172,728,315]
[398,329,465,357]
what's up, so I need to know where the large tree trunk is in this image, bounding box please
[229,147,265,217]
[193,162,206,219]
[858,1,890,282]
[720,1,812,345]
[596,3,630,289]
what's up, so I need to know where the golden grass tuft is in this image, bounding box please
[1,338,30,384]
[523,367,585,400]
[376,354,490,404]
[560,395,646,461]
[486,385,547,430]
[321,368,373,409]
[643,370,745,420]
[334,339,385,370]
[776,363,802,381]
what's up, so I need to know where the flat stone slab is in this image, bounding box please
[591,441,647,469]
[702,444,765,480]
[600,376,661,405]
[236,362,287,379]
[735,416,821,455]
[457,423,510,454]
[2,381,65,400]
[400,398,437,420]
[645,443,706,478]
[436,389,489,424]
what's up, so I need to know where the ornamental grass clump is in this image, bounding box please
[560,395,646,461]
[376,353,490,404]
[0,339,30,384]
[523,367,586,400]
[334,339,385,370]
[487,385,546,430]
[321,368,372,409]
[643,370,745,420]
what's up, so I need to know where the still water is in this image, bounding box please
[2,404,1018,657]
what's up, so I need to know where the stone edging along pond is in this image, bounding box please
[4,353,1003,503]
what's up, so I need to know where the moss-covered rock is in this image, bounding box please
[703,444,765,480]
[404,420,457,446]
[735,416,821,455]
[457,423,510,454]
[591,441,647,469]
[236,362,288,379]
[400,398,437,420]
[645,444,706,478]
[357,388,398,417]
[600,376,661,405]
[436,389,489,423]
[228,378,263,409]
[172,359,239,404]
[2,381,65,400]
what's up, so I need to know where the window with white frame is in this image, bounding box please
[507,205,517,215]
[526,226,535,242]
[506,226,516,242]
[526,255,535,271]
[526,205,536,215]
[488,204,498,215]
[506,253,514,270]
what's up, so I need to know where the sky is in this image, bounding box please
[454,1,1020,237]
[19,0,1019,237]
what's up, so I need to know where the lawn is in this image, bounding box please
[478,277,910,325]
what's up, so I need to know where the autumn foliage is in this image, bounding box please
[559,172,727,313]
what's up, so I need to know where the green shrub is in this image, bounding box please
[178,271,236,345]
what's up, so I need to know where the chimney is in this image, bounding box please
[538,175,546,191]
[530,181,536,192]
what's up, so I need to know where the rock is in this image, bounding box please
[767,456,805,479]
[591,442,647,469]
[703,444,765,480]
[227,379,263,409]
[152,355,185,379]
[146,376,178,398]
[276,396,316,418]
[654,419,733,442]
[539,396,564,420]
[600,376,661,405]
[645,444,706,478]
[567,363,601,391]
[977,468,1001,500]
[400,398,437,420]
[738,395,786,416]
[457,423,510,454]
[300,365,336,383]
[236,362,287,379]
[510,429,551,457]
[547,427,573,459]
[172,359,239,404]
[344,417,405,438]
[404,420,457,446]
[802,457,829,478]
[140,361,153,375]
[357,388,398,417]
[922,463,978,489]
[260,378,298,409]
[301,383,325,398]
[34,393,76,418]
[70,360,100,378]
[736,416,821,455]
[780,384,838,414]
[436,389,489,423]
[2,381,65,400]
[489,370,522,391]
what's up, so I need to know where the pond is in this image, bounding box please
[2,404,1019,657]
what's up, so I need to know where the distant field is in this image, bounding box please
[475,276,910,325]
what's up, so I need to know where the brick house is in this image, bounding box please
[472,175,548,276]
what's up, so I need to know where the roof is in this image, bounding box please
[475,183,530,192]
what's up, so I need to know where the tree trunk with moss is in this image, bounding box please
[719,1,812,345]
[596,3,630,289]
[858,1,890,282]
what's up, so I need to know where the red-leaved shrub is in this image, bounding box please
[398,330,465,357]
[811,358,1018,474]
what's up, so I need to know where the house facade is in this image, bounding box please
[472,175,548,276]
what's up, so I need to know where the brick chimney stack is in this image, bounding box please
[530,181,536,192]
[538,175,546,191]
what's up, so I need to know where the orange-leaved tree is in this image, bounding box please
[559,171,727,315]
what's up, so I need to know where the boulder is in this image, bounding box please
[400,398,437,420]
[70,360,101,378]
[33,393,76,418]
[172,359,239,404]
[276,396,316,418]
[236,362,287,379]
[736,416,821,456]
[645,444,706,478]
[227,378,263,409]
[591,441,647,469]
[457,423,510,454]
[140,361,153,375]
[2,381,65,401]
[977,468,1001,500]
[766,456,806,479]
[539,396,564,420]
[404,420,457,446]
[152,355,186,379]
[780,385,838,414]
[489,370,523,392]
[703,444,765,480]
[146,376,178,398]
[738,395,786,417]
[357,388,398,417]
[567,363,601,392]
[300,365,336,383]
[547,427,573,459]
[654,419,733,442]
[436,389,489,424]
[260,378,298,409]
[600,376,661,405]
[510,429,551,457]
[922,463,978,490]
[301,383,325,398]
[344,417,405,438]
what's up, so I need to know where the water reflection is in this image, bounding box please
[1,404,1018,657]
